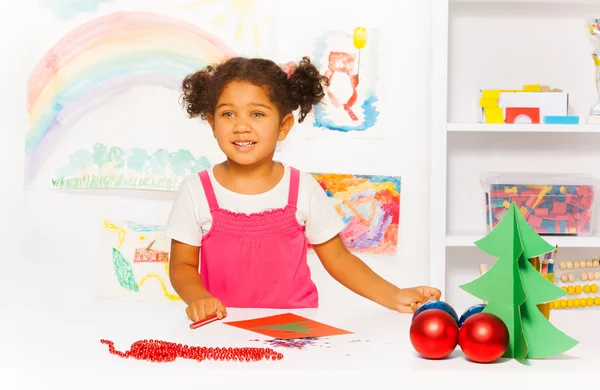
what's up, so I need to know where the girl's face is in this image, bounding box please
[207,81,293,168]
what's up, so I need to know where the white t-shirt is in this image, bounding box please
[165,163,346,247]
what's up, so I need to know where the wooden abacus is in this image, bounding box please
[553,255,600,310]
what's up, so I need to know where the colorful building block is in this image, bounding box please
[506,107,540,124]
[544,115,579,125]
[523,84,542,92]
[484,107,504,123]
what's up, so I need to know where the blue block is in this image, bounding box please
[544,115,579,124]
[560,220,567,232]
[541,219,554,229]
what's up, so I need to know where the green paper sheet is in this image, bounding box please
[460,202,579,361]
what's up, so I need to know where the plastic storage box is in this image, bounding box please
[482,173,596,236]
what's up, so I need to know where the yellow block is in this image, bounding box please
[481,90,500,99]
[523,84,541,92]
[484,107,504,124]
[479,98,498,108]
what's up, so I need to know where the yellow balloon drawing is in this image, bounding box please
[354,26,367,49]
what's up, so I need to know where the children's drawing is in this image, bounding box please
[39,0,115,20]
[310,173,400,254]
[182,0,274,56]
[25,11,236,184]
[309,27,382,137]
[52,143,211,191]
[103,219,181,301]
[224,313,352,340]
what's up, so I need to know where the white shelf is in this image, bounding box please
[447,123,600,133]
[446,233,600,248]
[430,0,600,305]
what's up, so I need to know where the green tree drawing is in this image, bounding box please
[107,146,126,169]
[112,248,139,292]
[170,149,198,177]
[253,321,312,334]
[194,156,212,173]
[127,149,149,173]
[460,202,578,361]
[92,143,110,170]
[148,149,170,175]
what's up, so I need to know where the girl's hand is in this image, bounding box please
[186,296,227,322]
[395,286,442,314]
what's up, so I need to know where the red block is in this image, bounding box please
[528,215,542,227]
[534,208,549,216]
[552,202,567,215]
[506,107,540,124]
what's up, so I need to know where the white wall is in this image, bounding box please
[0,0,435,311]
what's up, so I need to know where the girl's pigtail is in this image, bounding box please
[181,65,216,120]
[287,56,329,123]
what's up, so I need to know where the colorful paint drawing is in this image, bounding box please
[52,143,211,191]
[310,173,400,254]
[25,11,236,184]
[103,219,181,301]
[38,0,115,20]
[311,27,381,135]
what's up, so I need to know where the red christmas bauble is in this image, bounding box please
[409,309,459,359]
[458,312,509,363]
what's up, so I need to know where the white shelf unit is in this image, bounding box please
[430,0,600,304]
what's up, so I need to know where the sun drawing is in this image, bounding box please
[184,0,272,49]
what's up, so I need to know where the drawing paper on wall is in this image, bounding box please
[307,27,383,139]
[310,173,400,254]
[25,11,235,188]
[52,143,211,191]
[101,219,181,302]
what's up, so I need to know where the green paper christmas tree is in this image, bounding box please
[253,321,312,334]
[460,202,579,361]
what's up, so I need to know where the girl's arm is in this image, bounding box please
[312,235,440,312]
[169,239,212,305]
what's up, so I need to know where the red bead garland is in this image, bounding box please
[100,339,284,363]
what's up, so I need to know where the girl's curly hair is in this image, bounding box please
[181,56,329,123]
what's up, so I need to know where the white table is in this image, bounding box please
[3,300,598,389]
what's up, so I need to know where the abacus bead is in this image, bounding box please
[559,261,566,270]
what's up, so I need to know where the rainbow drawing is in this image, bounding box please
[26,11,237,182]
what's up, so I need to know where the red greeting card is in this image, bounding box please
[223,313,353,339]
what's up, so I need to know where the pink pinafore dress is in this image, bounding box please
[197,167,318,308]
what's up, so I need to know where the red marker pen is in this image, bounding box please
[189,314,219,329]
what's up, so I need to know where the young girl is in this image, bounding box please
[166,56,441,323]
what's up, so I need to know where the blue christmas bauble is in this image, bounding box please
[412,300,459,324]
[458,303,486,327]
